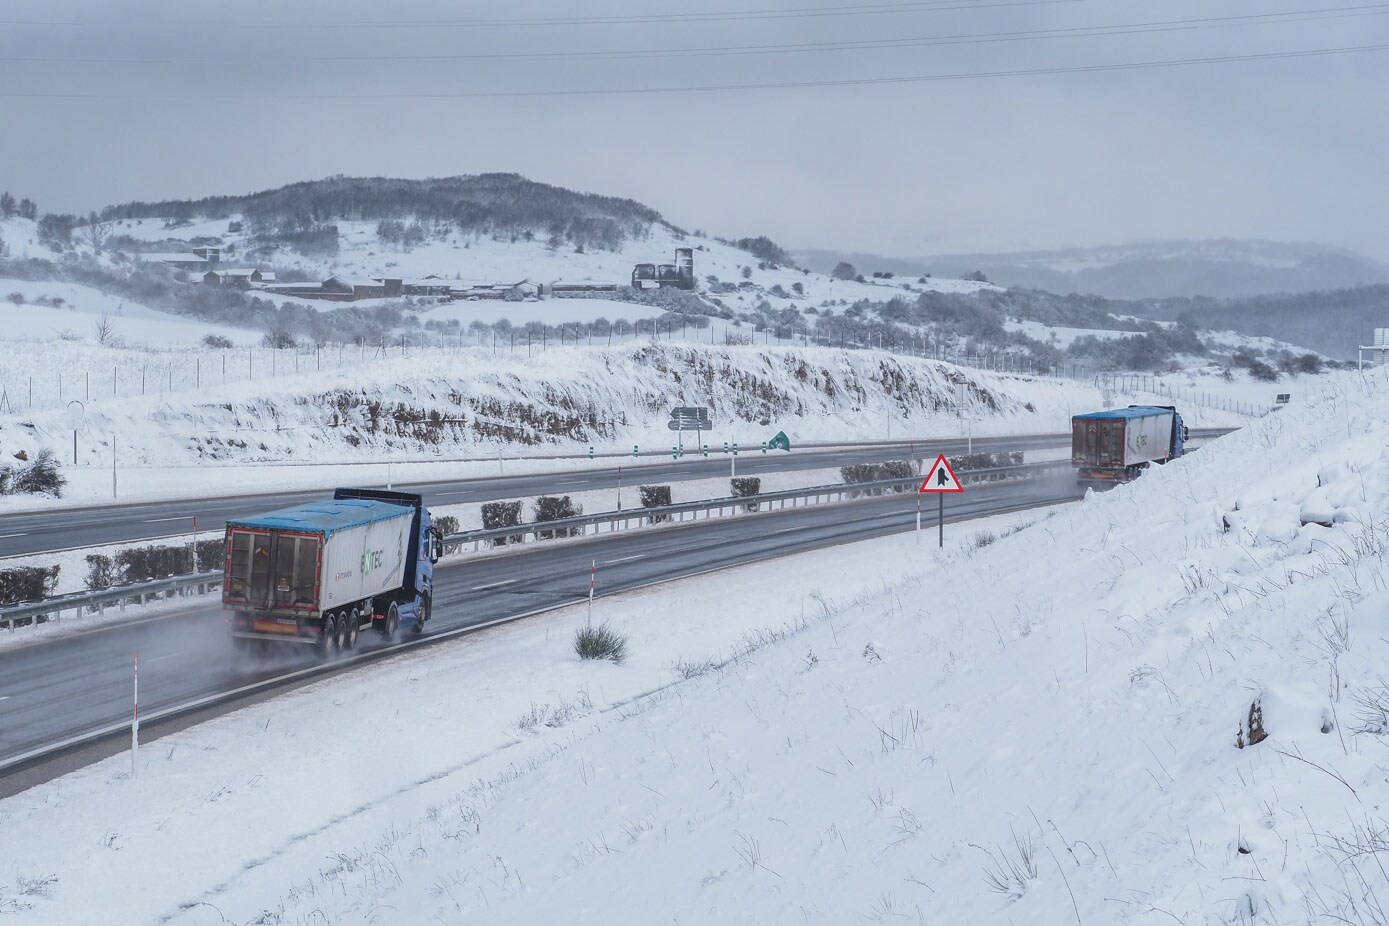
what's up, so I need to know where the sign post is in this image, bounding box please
[668,406,713,453]
[918,453,964,548]
[131,652,139,779]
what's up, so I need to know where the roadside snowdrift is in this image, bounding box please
[0,343,1099,470]
[1,371,1385,923]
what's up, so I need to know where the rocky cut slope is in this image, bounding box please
[0,343,1099,467]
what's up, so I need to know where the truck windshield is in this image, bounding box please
[227,530,318,608]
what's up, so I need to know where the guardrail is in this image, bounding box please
[1,460,1069,630]
[446,459,1067,550]
[1,571,223,630]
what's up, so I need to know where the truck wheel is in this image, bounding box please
[337,608,355,652]
[320,614,340,656]
[382,602,399,641]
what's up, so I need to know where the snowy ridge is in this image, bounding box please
[0,343,1100,470]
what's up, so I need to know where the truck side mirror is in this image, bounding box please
[429,528,443,563]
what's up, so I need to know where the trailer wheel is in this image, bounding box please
[381,602,400,641]
[319,614,339,656]
[343,608,360,649]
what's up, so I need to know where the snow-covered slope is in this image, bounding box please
[2,369,1385,923]
[0,342,1101,471]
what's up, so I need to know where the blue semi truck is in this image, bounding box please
[1071,405,1188,483]
[223,488,443,654]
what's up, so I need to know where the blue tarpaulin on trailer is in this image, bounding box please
[1072,405,1173,420]
[226,499,409,538]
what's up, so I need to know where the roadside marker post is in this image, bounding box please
[589,559,595,623]
[918,454,965,549]
[672,445,679,460]
[617,465,622,511]
[702,444,709,458]
[588,445,594,461]
[131,652,139,779]
[632,444,639,458]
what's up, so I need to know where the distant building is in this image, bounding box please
[203,268,272,288]
[261,281,325,298]
[321,276,386,300]
[138,252,210,271]
[400,279,452,297]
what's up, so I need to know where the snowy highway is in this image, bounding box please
[0,466,1084,795]
[0,432,1093,558]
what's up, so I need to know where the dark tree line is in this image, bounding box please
[101,173,674,253]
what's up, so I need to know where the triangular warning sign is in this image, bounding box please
[919,453,964,493]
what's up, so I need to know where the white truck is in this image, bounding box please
[222,489,442,655]
[1071,405,1188,483]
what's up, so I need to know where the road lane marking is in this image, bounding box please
[0,696,10,702]
[604,554,645,564]
[471,579,517,591]
[143,516,192,524]
[772,527,799,534]
[0,533,26,539]
[146,652,184,663]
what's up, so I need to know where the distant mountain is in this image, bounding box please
[795,240,1389,300]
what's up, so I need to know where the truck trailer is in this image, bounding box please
[223,488,443,654]
[1071,405,1188,483]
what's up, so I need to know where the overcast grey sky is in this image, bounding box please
[1,0,1386,259]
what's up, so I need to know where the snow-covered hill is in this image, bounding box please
[3,369,1385,924]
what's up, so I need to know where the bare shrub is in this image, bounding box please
[575,622,628,664]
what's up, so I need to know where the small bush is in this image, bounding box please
[949,451,1022,479]
[202,333,233,348]
[482,499,523,546]
[8,448,65,497]
[85,554,115,590]
[575,622,628,664]
[840,461,916,496]
[433,514,459,537]
[730,476,761,512]
[533,495,582,539]
[0,564,60,605]
[105,539,221,584]
[639,484,673,523]
[973,530,997,549]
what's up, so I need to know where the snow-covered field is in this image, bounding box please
[3,368,1385,923]
[0,281,254,347]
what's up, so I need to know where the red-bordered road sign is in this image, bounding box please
[919,454,964,493]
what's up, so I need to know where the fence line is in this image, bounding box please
[1096,373,1273,418]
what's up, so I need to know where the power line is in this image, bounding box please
[115,0,1084,30]
[6,4,1386,65]
[0,43,1384,100]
